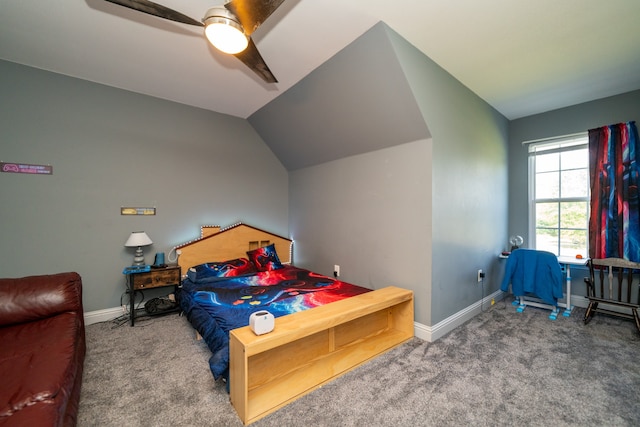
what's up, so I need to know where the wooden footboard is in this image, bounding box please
[229,286,414,425]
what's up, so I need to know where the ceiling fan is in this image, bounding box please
[103,0,285,83]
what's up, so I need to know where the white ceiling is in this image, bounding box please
[1,0,639,120]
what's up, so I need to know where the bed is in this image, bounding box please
[175,223,414,424]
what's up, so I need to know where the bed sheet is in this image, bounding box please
[179,265,371,381]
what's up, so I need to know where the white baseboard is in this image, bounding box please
[84,306,124,326]
[85,293,592,334]
[413,290,505,342]
[413,290,592,342]
[570,294,589,309]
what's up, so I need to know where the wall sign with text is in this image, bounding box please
[1,162,53,175]
[121,207,156,216]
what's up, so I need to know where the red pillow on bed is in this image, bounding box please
[247,243,283,271]
[187,257,257,283]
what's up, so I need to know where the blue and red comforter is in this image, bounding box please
[179,265,370,381]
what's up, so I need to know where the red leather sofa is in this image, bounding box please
[0,272,86,427]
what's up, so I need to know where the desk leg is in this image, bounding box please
[563,264,572,317]
[129,276,135,326]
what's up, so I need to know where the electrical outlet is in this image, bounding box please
[334,264,340,277]
[477,269,484,282]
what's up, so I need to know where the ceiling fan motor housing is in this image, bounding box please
[101,0,280,82]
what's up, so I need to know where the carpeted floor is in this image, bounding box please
[77,299,640,426]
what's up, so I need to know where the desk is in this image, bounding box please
[499,253,587,319]
[556,256,588,316]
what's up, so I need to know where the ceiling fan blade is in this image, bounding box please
[103,0,203,27]
[225,0,285,36]
[234,38,278,83]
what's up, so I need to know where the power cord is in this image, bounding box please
[479,274,489,313]
[120,289,145,312]
[167,246,180,264]
[110,288,145,328]
[479,272,507,313]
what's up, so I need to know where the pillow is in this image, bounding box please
[246,243,283,271]
[187,257,257,283]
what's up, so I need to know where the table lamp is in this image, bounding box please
[124,231,153,265]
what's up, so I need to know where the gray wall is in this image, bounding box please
[0,60,288,312]
[249,22,430,171]
[508,89,640,244]
[508,89,640,294]
[9,24,634,327]
[289,140,432,323]
[387,25,509,324]
[286,23,509,326]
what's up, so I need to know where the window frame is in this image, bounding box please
[527,134,589,257]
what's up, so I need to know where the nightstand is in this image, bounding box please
[125,265,181,326]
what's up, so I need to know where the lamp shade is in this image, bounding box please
[124,231,153,248]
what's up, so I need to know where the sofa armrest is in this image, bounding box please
[0,272,83,327]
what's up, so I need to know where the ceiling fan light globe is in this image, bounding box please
[204,14,248,54]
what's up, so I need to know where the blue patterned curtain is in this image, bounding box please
[588,121,640,262]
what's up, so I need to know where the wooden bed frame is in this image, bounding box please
[175,223,414,425]
[175,222,294,269]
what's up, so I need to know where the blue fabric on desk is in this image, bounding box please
[500,249,564,306]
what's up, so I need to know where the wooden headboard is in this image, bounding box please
[174,222,292,274]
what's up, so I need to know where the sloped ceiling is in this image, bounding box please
[1,1,639,120]
[249,23,430,171]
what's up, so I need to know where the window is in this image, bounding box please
[528,134,589,257]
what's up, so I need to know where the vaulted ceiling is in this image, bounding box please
[1,0,639,120]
